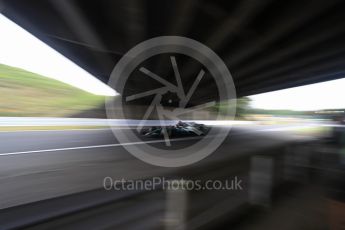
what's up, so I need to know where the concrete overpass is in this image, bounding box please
[1,0,345,105]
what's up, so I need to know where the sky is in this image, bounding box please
[1,14,345,110]
[249,78,345,111]
[0,14,117,96]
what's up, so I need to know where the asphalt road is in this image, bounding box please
[0,125,309,209]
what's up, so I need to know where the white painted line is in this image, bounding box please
[0,128,109,133]
[0,136,204,156]
[0,127,133,133]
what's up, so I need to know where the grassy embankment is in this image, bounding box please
[0,64,107,130]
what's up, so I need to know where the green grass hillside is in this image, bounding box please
[0,64,105,117]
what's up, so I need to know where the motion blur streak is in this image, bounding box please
[2,0,345,229]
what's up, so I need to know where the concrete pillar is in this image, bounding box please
[164,180,188,230]
[249,156,273,207]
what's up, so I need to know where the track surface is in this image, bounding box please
[0,125,306,209]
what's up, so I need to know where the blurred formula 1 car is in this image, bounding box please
[142,121,210,138]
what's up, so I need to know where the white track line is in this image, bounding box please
[0,128,135,133]
[0,136,204,156]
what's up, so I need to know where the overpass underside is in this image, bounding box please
[1,0,345,105]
